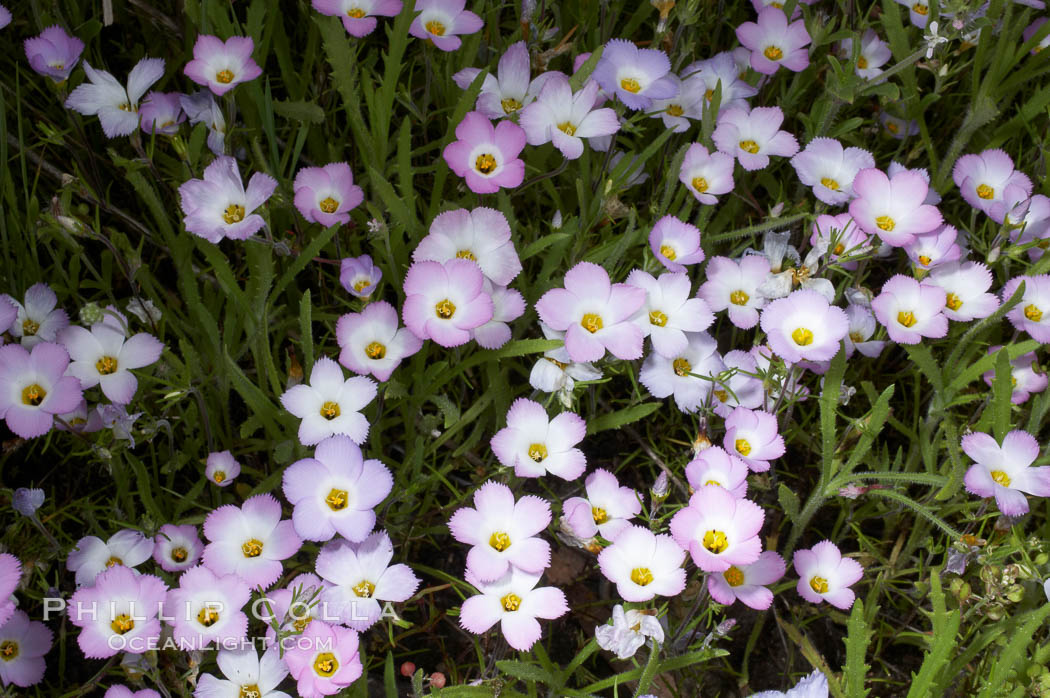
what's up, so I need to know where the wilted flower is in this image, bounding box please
[708,550,786,611]
[138,92,185,135]
[24,26,84,83]
[736,7,811,75]
[529,323,602,399]
[65,58,165,138]
[409,0,483,51]
[670,485,765,572]
[491,398,587,480]
[963,429,1050,516]
[293,163,364,227]
[793,540,863,609]
[598,525,687,601]
[180,90,226,154]
[279,357,377,445]
[184,35,262,96]
[595,605,664,660]
[843,304,885,358]
[12,488,44,517]
[459,567,568,651]
[712,106,799,171]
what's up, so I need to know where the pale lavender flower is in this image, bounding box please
[723,407,785,472]
[926,261,999,322]
[442,111,526,193]
[736,7,811,75]
[0,610,51,688]
[518,74,620,159]
[67,529,153,587]
[1002,275,1050,343]
[983,346,1048,405]
[794,540,863,609]
[952,149,1032,218]
[138,92,185,135]
[195,647,291,698]
[708,550,785,610]
[401,259,494,348]
[649,73,704,132]
[838,29,891,79]
[2,283,70,348]
[849,168,942,246]
[178,156,277,243]
[413,207,521,286]
[58,322,163,404]
[843,304,885,359]
[712,350,766,418]
[712,107,799,171]
[65,57,165,138]
[598,525,687,601]
[68,565,167,659]
[626,270,714,358]
[453,40,553,118]
[336,301,422,382]
[749,669,828,698]
[561,468,640,543]
[490,397,586,480]
[870,275,948,344]
[904,224,962,272]
[202,494,303,589]
[12,487,44,517]
[280,357,377,445]
[312,0,403,37]
[761,289,849,363]
[595,605,664,660]
[679,144,735,205]
[339,254,382,298]
[650,215,706,272]
[685,446,750,499]
[205,450,241,486]
[669,485,765,573]
[965,434,1050,518]
[592,38,677,111]
[681,52,758,114]
[165,565,250,649]
[184,35,262,96]
[24,26,84,83]
[698,256,772,329]
[790,138,875,206]
[459,567,568,651]
[293,163,364,227]
[153,523,203,573]
[0,342,82,439]
[638,331,725,413]
[472,281,525,350]
[409,0,483,52]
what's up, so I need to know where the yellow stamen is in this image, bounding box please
[580,313,603,333]
[347,8,366,18]
[96,356,118,375]
[792,327,814,346]
[976,183,994,200]
[897,311,916,327]
[171,547,188,563]
[876,215,895,231]
[197,607,220,627]
[240,686,262,698]
[857,55,868,70]
[630,567,654,586]
[326,488,349,511]
[702,530,729,554]
[557,121,576,136]
[673,357,692,377]
[660,244,677,261]
[353,580,375,598]
[809,575,829,593]
[502,98,523,114]
[991,470,1011,487]
[21,383,46,406]
[714,389,728,402]
[821,177,840,191]
[474,153,497,175]
[353,279,371,293]
[912,3,928,15]
[435,299,456,319]
[945,293,962,311]
[489,531,511,551]
[763,46,783,61]
[723,566,745,587]
[456,249,477,261]
[111,614,135,635]
[1024,304,1043,322]
[425,20,446,36]
[223,204,245,225]
[834,243,845,255]
[213,471,226,484]
[620,77,641,93]
[501,593,521,611]
[735,438,751,456]
[320,401,341,420]
[216,69,235,84]
[692,176,709,193]
[22,318,40,336]
[886,121,900,134]
[0,641,17,661]
[105,556,123,568]
[528,443,548,462]
[666,104,684,117]
[918,255,932,266]
[730,290,749,306]
[313,652,339,677]
[704,479,722,487]
[739,140,760,154]
[241,539,263,558]
[319,197,339,214]
[365,341,386,359]
[592,507,608,524]
[649,310,668,327]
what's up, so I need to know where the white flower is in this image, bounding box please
[279,357,377,446]
[67,529,153,587]
[65,58,165,138]
[749,668,829,698]
[194,646,292,698]
[923,21,949,59]
[595,604,665,660]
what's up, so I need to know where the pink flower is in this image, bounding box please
[67,529,153,587]
[982,346,1047,405]
[336,301,422,382]
[282,435,392,542]
[316,530,421,631]
[443,112,525,193]
[649,215,706,273]
[535,261,646,363]
[279,357,377,445]
[339,254,382,298]
[1002,275,1050,342]
[259,573,330,644]
[685,446,750,499]
[736,7,811,75]
[205,450,241,487]
[283,621,362,697]
[811,214,870,270]
[106,686,160,698]
[453,40,551,119]
[460,567,568,651]
[707,550,785,610]
[0,342,82,439]
[153,524,203,573]
[712,106,799,171]
[592,39,677,111]
[409,0,483,52]
[839,29,892,79]
[472,281,526,350]
[178,156,278,243]
[926,261,999,322]
[952,149,1032,217]
[963,430,1050,516]
[712,350,765,418]
[904,224,962,272]
[59,322,163,404]
[165,565,250,649]
[68,565,167,658]
[413,207,521,286]
[679,144,735,206]
[723,407,785,473]
[793,540,863,609]
[0,610,51,688]
[843,304,885,359]
[848,167,942,246]
[698,255,772,329]
[491,398,586,480]
[202,494,303,589]
[670,485,765,572]
[598,526,687,601]
[896,0,931,28]
[293,163,364,226]
[790,138,874,206]
[626,270,714,358]
[138,92,185,135]
[24,26,84,83]
[192,647,290,698]
[0,554,20,627]
[761,289,849,363]
[447,481,551,581]
[870,275,948,344]
[183,35,262,96]
[561,469,641,542]
[2,282,69,348]
[639,332,726,413]
[681,52,757,114]
[401,259,494,348]
[312,0,403,37]
[519,73,620,160]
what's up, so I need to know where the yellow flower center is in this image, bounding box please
[809,575,829,593]
[735,438,751,456]
[319,197,339,214]
[0,641,17,661]
[240,686,262,698]
[620,77,641,93]
[502,98,523,114]
[475,153,497,174]
[851,332,864,343]
[592,507,608,524]
[21,383,46,406]
[666,104,684,117]
[691,176,709,193]
[649,309,668,327]
[456,249,477,261]
[975,183,994,200]
[913,3,928,15]
[528,443,548,462]
[876,215,895,231]
[171,547,188,563]
[501,593,521,611]
[216,69,235,84]
[763,46,783,61]
[714,389,728,402]
[224,204,245,225]
[22,318,40,336]
[118,102,133,112]
[580,313,603,333]
[353,579,375,598]
[739,140,760,154]
[991,470,1011,487]
[320,401,341,420]
[918,255,932,266]
[110,614,135,635]
[347,8,366,18]
[886,121,900,134]
[213,471,226,483]
[857,55,868,69]
[945,293,962,311]
[293,616,311,633]
[630,567,654,586]
[705,88,715,102]
[365,341,386,359]
[730,290,749,306]
[821,177,841,191]
[792,327,814,346]
[197,607,220,627]
[702,530,729,554]
[1024,304,1043,322]
[241,539,263,558]
[326,488,349,511]
[353,279,371,293]
[96,355,118,375]
[834,242,845,255]
[557,121,576,136]
[897,311,916,327]
[704,479,722,487]
[435,299,456,319]
[660,244,677,260]
[106,556,123,568]
[673,357,692,377]
[425,20,446,36]
[723,566,745,587]
[313,652,339,677]
[489,531,511,551]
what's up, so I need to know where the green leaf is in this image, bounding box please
[272,99,325,123]
[906,570,962,698]
[991,346,1013,442]
[844,599,873,698]
[587,402,662,435]
[299,289,314,371]
[496,660,551,683]
[778,483,801,524]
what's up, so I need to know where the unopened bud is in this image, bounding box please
[651,472,670,500]
[79,302,105,326]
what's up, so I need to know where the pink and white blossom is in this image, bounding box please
[459,567,568,651]
[926,261,999,322]
[165,565,250,649]
[793,540,863,609]
[518,74,620,159]
[65,58,165,138]
[0,341,82,439]
[68,565,167,658]
[66,529,153,587]
[206,450,241,487]
[626,270,714,358]
[870,275,948,344]
[904,224,963,272]
[598,525,687,601]
[592,39,677,111]
[670,485,765,572]
[443,112,526,193]
[293,163,364,227]
[849,168,942,246]
[0,610,51,688]
[2,283,69,348]
[184,35,262,96]
[698,255,772,329]
[153,524,204,573]
[723,407,786,473]
[982,346,1047,405]
[736,7,811,75]
[790,138,875,206]
[707,550,785,610]
[283,621,362,697]
[963,430,1050,516]
[712,107,799,171]
[761,289,849,363]
[336,301,422,382]
[414,207,521,286]
[409,0,483,52]
[650,215,706,273]
[58,322,163,404]
[679,144,735,206]
[339,255,382,298]
[312,0,402,38]
[402,259,494,348]
[194,647,291,698]
[639,331,726,413]
[843,304,886,359]
[280,357,377,446]
[561,469,641,543]
[202,494,303,589]
[453,41,552,118]
[178,156,278,243]
[685,446,750,499]
[952,149,1032,218]
[1002,275,1050,342]
[491,398,586,480]
[24,26,84,83]
[839,29,892,79]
